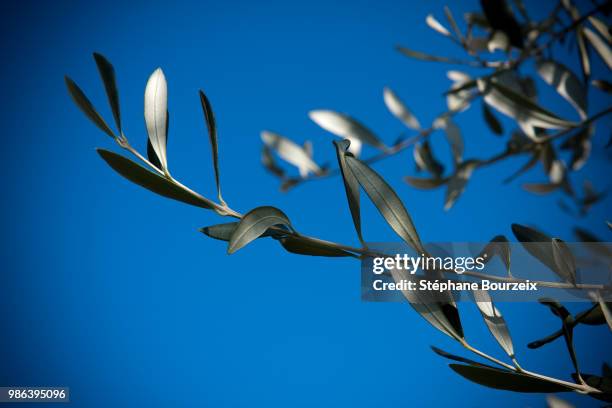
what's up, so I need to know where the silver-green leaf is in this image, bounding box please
[144,68,169,171]
[228,206,291,254]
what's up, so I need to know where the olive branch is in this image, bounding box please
[65,0,612,404]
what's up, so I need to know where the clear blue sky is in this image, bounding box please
[1,0,610,406]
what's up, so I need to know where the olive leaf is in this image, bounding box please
[478,79,577,140]
[480,0,523,48]
[227,206,292,254]
[383,87,421,130]
[261,145,285,178]
[404,176,448,189]
[334,140,364,246]
[536,60,587,119]
[200,222,240,241]
[473,289,515,358]
[199,90,225,204]
[478,235,511,275]
[65,77,115,138]
[592,79,612,93]
[573,373,612,402]
[443,120,464,164]
[449,364,573,392]
[546,395,575,408]
[396,46,455,63]
[430,346,493,368]
[147,110,169,170]
[482,102,503,135]
[413,141,444,178]
[93,52,122,133]
[444,161,477,210]
[426,14,451,37]
[551,238,577,285]
[584,28,612,70]
[389,267,463,340]
[309,110,386,154]
[512,224,577,284]
[345,155,423,253]
[280,237,355,257]
[522,183,560,195]
[144,68,169,171]
[261,131,321,177]
[588,16,612,43]
[443,6,463,41]
[97,149,215,209]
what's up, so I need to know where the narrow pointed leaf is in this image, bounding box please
[93,52,122,132]
[383,87,420,129]
[228,206,291,254]
[144,68,169,170]
[280,237,354,257]
[584,28,612,70]
[309,110,386,151]
[404,176,447,189]
[147,109,169,169]
[199,90,225,203]
[552,238,577,285]
[201,222,274,242]
[431,346,493,368]
[345,155,423,252]
[444,120,464,164]
[592,79,612,93]
[588,16,612,43]
[413,141,444,178]
[473,289,515,358]
[396,46,454,63]
[478,235,511,274]
[482,102,503,135]
[390,267,463,340]
[536,60,587,118]
[523,183,560,194]
[334,140,364,245]
[444,161,477,210]
[261,131,321,176]
[65,77,115,138]
[478,80,577,138]
[426,14,451,37]
[444,6,463,41]
[96,149,214,209]
[449,364,573,392]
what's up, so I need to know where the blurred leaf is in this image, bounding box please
[144,68,169,171]
[261,131,321,177]
[443,120,464,164]
[552,238,577,285]
[199,90,225,204]
[444,161,477,210]
[383,87,421,129]
[280,236,354,257]
[546,395,575,408]
[511,224,559,276]
[450,364,573,392]
[478,235,511,275]
[93,52,122,133]
[334,140,364,245]
[488,30,509,52]
[397,46,454,63]
[480,0,523,48]
[503,153,539,184]
[596,295,612,332]
[482,102,503,135]
[413,141,444,178]
[478,80,577,140]
[404,176,447,189]
[584,27,612,70]
[572,373,612,402]
[592,79,612,93]
[426,14,451,37]
[261,146,285,178]
[96,149,214,209]
[522,183,560,194]
[228,206,291,254]
[65,76,115,138]
[309,110,386,153]
[536,60,587,119]
[444,6,463,41]
[588,16,612,43]
[473,289,515,358]
[346,155,423,253]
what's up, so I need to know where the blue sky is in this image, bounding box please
[1,0,610,406]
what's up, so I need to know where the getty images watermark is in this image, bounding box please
[361,242,612,302]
